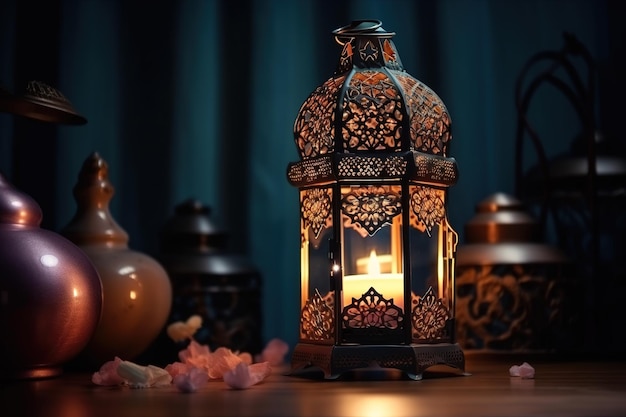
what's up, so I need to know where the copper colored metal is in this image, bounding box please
[455,193,576,353]
[0,173,102,379]
[0,81,87,125]
[458,193,567,266]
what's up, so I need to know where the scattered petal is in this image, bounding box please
[165,361,195,378]
[255,338,289,366]
[167,315,203,342]
[509,362,535,379]
[248,362,272,381]
[223,361,271,390]
[173,367,208,393]
[209,347,244,379]
[238,351,253,365]
[92,357,124,386]
[147,365,175,387]
[179,340,212,371]
[117,360,172,389]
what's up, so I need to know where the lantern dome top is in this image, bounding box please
[293,20,452,160]
[288,21,458,189]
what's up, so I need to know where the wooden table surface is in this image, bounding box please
[2,353,625,417]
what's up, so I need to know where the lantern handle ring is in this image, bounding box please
[332,19,394,45]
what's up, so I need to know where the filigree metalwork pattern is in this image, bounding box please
[301,188,333,239]
[300,290,335,341]
[342,71,403,152]
[294,76,345,159]
[409,186,445,235]
[338,40,354,72]
[455,264,578,351]
[411,287,450,341]
[414,153,457,185]
[341,287,404,329]
[382,39,402,70]
[287,156,333,185]
[336,155,407,178]
[341,186,402,237]
[394,72,452,156]
[359,39,379,62]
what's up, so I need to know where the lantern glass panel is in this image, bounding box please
[300,188,333,307]
[408,223,439,299]
[340,190,404,312]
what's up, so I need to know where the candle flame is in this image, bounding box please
[367,250,381,275]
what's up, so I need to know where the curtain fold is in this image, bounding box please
[0,0,622,350]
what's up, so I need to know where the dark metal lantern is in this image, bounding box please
[159,199,263,356]
[287,20,465,380]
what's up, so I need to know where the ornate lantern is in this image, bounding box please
[287,20,465,380]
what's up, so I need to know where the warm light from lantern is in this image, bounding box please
[368,250,380,275]
[438,225,444,299]
[343,250,404,308]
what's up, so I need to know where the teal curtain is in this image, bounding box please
[1,0,623,351]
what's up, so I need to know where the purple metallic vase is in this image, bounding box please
[0,173,103,379]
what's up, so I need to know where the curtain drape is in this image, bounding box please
[1,0,623,350]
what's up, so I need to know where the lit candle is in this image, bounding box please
[342,250,404,308]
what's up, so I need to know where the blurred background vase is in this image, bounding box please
[61,152,172,367]
[455,193,580,354]
[0,173,102,379]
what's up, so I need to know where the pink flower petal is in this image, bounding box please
[92,357,125,386]
[166,315,203,342]
[518,362,535,379]
[179,340,213,371]
[509,362,535,379]
[173,367,208,393]
[248,362,272,382]
[209,347,244,379]
[238,351,253,365]
[255,338,289,366]
[223,361,271,390]
[165,361,195,378]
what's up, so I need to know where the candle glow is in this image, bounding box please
[343,250,404,309]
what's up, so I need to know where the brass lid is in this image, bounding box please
[458,192,567,266]
[464,193,539,244]
[0,81,87,125]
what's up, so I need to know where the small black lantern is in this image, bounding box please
[159,199,263,356]
[287,20,465,380]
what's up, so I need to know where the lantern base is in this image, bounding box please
[290,342,466,380]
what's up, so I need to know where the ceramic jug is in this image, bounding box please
[61,152,172,366]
